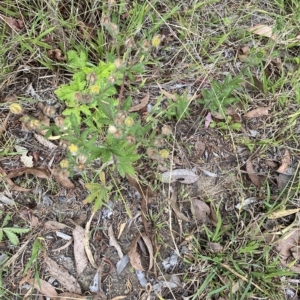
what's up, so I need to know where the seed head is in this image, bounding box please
[126,135,136,144]
[43,105,56,118]
[115,111,127,125]
[68,143,78,156]
[60,159,69,169]
[151,34,162,48]
[159,149,169,159]
[114,58,123,69]
[9,103,23,114]
[161,125,172,135]
[124,116,135,127]
[86,72,97,84]
[108,125,118,134]
[154,136,164,147]
[112,129,123,139]
[76,154,87,165]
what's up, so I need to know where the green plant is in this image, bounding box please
[199,74,243,117]
[23,238,44,286]
[164,92,190,121]
[0,213,30,246]
[53,50,174,182]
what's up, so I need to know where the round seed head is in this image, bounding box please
[9,103,23,114]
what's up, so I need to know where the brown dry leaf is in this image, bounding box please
[191,199,211,223]
[108,225,124,259]
[157,82,177,101]
[44,256,82,294]
[0,112,10,135]
[0,166,31,192]
[7,167,50,179]
[244,76,264,93]
[47,49,66,62]
[2,94,18,102]
[195,139,205,158]
[207,242,223,253]
[238,45,250,61]
[277,149,290,173]
[0,14,24,32]
[34,133,58,149]
[73,225,88,275]
[84,212,98,269]
[170,189,189,222]
[128,234,144,271]
[244,107,270,118]
[44,220,68,230]
[248,24,277,41]
[51,167,75,189]
[246,159,262,188]
[276,228,300,273]
[126,174,154,234]
[141,232,154,271]
[111,297,127,300]
[27,278,58,298]
[268,208,300,220]
[118,222,126,239]
[128,92,150,112]
[57,292,90,300]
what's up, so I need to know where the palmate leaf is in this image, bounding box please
[0,230,3,242]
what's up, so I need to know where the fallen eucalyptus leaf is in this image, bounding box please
[27,278,58,298]
[128,92,149,112]
[73,225,88,275]
[244,107,270,118]
[160,169,199,184]
[44,256,82,294]
[268,208,300,220]
[246,159,262,188]
[191,199,211,223]
[277,149,290,174]
[248,24,277,41]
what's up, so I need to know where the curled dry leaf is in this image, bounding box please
[276,228,300,273]
[34,133,58,149]
[157,82,177,101]
[27,278,58,298]
[170,189,189,222]
[141,232,154,271]
[44,256,82,294]
[128,92,149,112]
[246,159,262,188]
[47,49,66,62]
[195,139,205,158]
[128,234,144,271]
[207,242,223,253]
[248,24,277,41]
[44,220,68,230]
[51,167,75,189]
[238,45,250,61]
[7,167,50,179]
[73,225,88,275]
[108,225,124,259]
[277,149,290,173]
[244,107,270,118]
[0,14,24,32]
[268,208,300,220]
[84,212,98,269]
[57,292,90,300]
[160,169,199,184]
[0,166,31,192]
[191,199,211,223]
